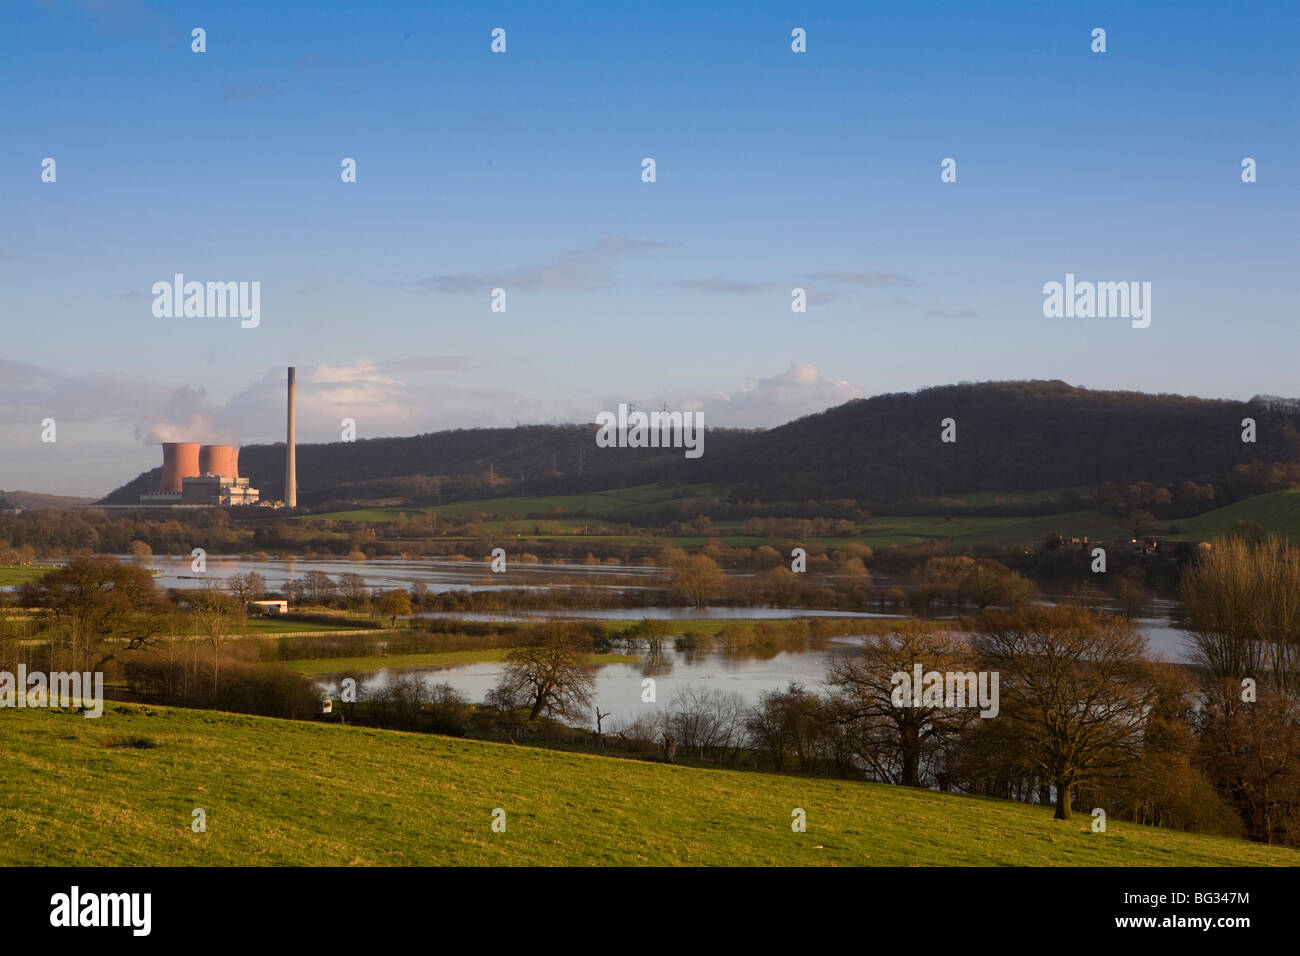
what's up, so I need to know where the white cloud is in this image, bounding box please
[219,358,535,444]
[417,233,674,294]
[0,357,866,494]
[699,363,863,427]
[609,363,864,429]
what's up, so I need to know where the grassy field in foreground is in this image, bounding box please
[2,704,1294,866]
[280,649,638,676]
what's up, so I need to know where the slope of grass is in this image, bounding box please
[1,704,1293,867]
[1170,489,1300,541]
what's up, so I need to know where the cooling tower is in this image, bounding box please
[159,442,200,493]
[199,444,236,478]
[230,446,240,478]
[285,367,297,508]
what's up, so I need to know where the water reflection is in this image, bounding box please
[101,554,670,593]
[318,642,858,730]
[316,614,1191,731]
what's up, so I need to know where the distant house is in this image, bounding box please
[1109,536,1208,559]
[248,599,289,615]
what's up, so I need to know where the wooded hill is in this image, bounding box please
[100,381,1300,509]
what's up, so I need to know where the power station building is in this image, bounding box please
[140,442,259,506]
[133,367,295,509]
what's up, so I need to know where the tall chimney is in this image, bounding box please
[285,366,297,508]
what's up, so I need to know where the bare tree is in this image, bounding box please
[667,554,727,608]
[300,571,337,606]
[21,555,168,673]
[747,682,838,773]
[910,556,976,607]
[227,571,267,606]
[971,605,1159,820]
[665,685,748,761]
[593,706,612,750]
[1181,535,1300,693]
[826,623,979,787]
[190,584,242,692]
[959,559,1038,609]
[376,589,412,626]
[492,621,595,721]
[338,572,368,607]
[1196,686,1300,844]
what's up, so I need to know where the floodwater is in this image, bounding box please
[27,555,1197,720]
[104,555,1193,658]
[413,607,893,621]
[104,554,666,593]
[316,615,1195,729]
[319,641,865,731]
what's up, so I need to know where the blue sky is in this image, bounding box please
[2,0,1297,495]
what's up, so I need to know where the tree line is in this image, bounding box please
[95,381,1300,512]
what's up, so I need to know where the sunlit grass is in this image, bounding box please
[2,703,1294,867]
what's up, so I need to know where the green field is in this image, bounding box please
[310,483,725,523]
[301,481,1300,554]
[1,703,1293,866]
[304,480,1136,552]
[850,511,1131,549]
[234,617,372,635]
[0,565,48,586]
[1169,489,1300,541]
[704,511,1131,551]
[847,491,1300,550]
